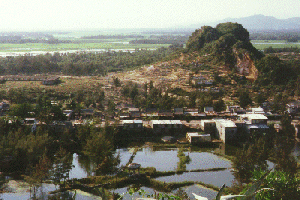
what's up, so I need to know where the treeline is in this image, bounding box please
[118,80,224,112]
[81,34,144,39]
[0,32,72,44]
[130,35,188,45]
[255,54,300,86]
[250,30,300,41]
[0,47,180,76]
[264,46,300,53]
[129,39,185,45]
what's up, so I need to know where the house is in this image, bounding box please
[174,108,184,115]
[143,108,159,118]
[80,109,94,119]
[287,101,300,114]
[119,112,130,120]
[184,108,203,119]
[150,120,183,134]
[227,105,245,114]
[0,102,10,111]
[161,136,176,143]
[200,120,216,134]
[50,121,73,133]
[291,121,300,140]
[42,77,60,85]
[63,110,74,120]
[239,114,269,134]
[128,108,141,118]
[250,107,265,115]
[204,107,214,113]
[24,118,37,125]
[184,108,198,114]
[122,120,143,130]
[158,110,173,118]
[214,119,237,143]
[186,132,211,144]
[191,77,213,86]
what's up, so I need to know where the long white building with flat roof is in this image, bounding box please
[150,120,183,134]
[239,114,269,134]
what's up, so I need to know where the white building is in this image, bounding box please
[214,119,237,143]
[150,120,183,133]
[122,120,143,129]
[200,120,216,134]
[239,114,269,134]
[186,132,211,144]
[250,107,265,115]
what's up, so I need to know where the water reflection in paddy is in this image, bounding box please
[185,152,231,171]
[156,169,235,187]
[0,181,101,200]
[183,184,218,200]
[116,147,232,172]
[111,185,218,200]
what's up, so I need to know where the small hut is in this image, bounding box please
[128,163,141,174]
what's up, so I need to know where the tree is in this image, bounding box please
[130,83,139,100]
[254,93,267,106]
[25,154,51,199]
[239,90,252,109]
[253,170,300,199]
[186,26,219,50]
[256,55,296,85]
[84,129,120,175]
[213,98,226,112]
[9,103,33,119]
[50,147,74,189]
[216,22,249,42]
[113,77,121,87]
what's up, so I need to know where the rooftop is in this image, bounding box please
[151,120,182,125]
[122,120,143,124]
[187,132,210,137]
[214,119,237,127]
[240,114,268,120]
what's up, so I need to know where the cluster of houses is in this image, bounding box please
[115,105,273,144]
[0,75,60,85]
[44,102,300,144]
[3,96,300,145]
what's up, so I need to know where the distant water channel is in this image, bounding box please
[0,48,139,57]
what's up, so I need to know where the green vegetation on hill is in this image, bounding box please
[186,22,263,67]
[0,46,181,76]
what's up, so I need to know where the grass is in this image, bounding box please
[1,39,298,53]
[251,40,300,50]
[0,42,170,52]
[0,76,106,92]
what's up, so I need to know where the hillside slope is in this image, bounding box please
[186,22,263,80]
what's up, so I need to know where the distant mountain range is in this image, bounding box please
[185,15,300,31]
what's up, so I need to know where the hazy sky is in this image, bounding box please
[0,0,299,31]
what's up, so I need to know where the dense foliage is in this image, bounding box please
[186,22,263,67]
[255,55,298,85]
[0,46,180,76]
[250,30,300,41]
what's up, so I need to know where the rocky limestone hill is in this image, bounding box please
[186,22,263,80]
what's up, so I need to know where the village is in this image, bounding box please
[0,71,299,147]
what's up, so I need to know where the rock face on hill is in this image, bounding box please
[234,49,258,80]
[186,22,263,80]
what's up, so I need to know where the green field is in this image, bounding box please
[251,40,300,50]
[1,29,300,53]
[0,42,170,52]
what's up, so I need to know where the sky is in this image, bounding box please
[0,0,299,31]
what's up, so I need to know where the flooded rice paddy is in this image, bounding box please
[0,146,249,199]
